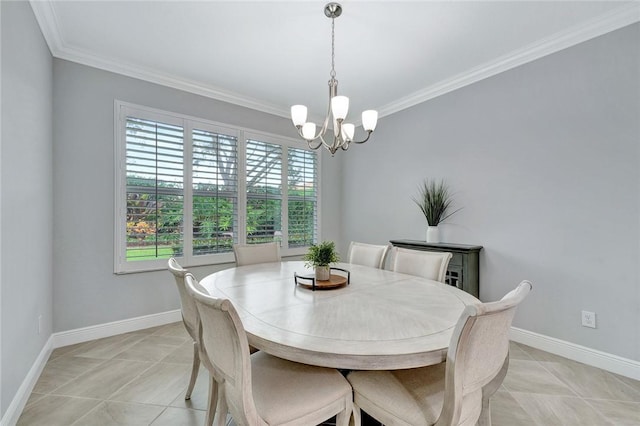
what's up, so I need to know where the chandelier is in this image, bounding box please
[291,2,378,155]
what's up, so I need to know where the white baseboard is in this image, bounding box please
[52,309,182,348]
[510,326,640,381]
[1,336,53,426]
[1,309,181,426]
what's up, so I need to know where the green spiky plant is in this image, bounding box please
[412,179,461,226]
[303,241,340,268]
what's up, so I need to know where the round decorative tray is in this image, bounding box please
[294,268,350,291]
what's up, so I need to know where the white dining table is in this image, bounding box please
[200,261,479,370]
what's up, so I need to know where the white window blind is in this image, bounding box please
[192,127,238,256]
[245,139,283,244]
[125,117,184,262]
[288,148,318,247]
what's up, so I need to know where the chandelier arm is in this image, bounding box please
[307,138,324,150]
[296,122,328,143]
[351,130,373,144]
[319,134,335,151]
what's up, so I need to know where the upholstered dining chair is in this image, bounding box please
[167,258,202,402]
[347,280,532,426]
[232,242,281,266]
[185,273,354,426]
[347,241,390,269]
[389,246,453,283]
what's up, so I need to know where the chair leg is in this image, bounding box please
[213,383,228,426]
[336,394,353,426]
[185,341,201,400]
[351,401,362,426]
[478,356,509,426]
[205,375,218,426]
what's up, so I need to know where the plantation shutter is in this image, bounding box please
[192,127,238,255]
[245,139,282,244]
[287,148,318,247]
[125,117,184,261]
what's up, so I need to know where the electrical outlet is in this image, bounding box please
[581,310,596,328]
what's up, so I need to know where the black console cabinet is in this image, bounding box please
[389,240,483,298]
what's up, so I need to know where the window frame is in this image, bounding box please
[114,100,321,274]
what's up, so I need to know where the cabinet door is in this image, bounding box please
[445,265,464,290]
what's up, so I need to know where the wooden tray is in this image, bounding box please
[294,273,349,290]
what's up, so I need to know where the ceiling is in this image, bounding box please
[31,1,639,124]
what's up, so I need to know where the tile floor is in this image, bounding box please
[17,322,640,425]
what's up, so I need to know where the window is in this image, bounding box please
[115,102,319,273]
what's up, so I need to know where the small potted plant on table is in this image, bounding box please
[303,241,340,281]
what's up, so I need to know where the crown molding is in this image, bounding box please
[30,1,639,121]
[28,0,290,119]
[378,2,640,118]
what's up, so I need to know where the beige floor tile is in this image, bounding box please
[53,359,154,399]
[517,344,575,364]
[168,368,210,411]
[489,390,538,426]
[70,333,148,359]
[109,361,191,406]
[613,373,640,394]
[33,356,106,394]
[502,359,576,396]
[151,322,190,338]
[160,340,197,365]
[17,395,101,426]
[112,335,189,362]
[512,393,612,425]
[72,400,165,426]
[23,392,47,409]
[508,342,534,360]
[49,341,93,361]
[541,360,640,402]
[586,398,640,425]
[150,407,206,426]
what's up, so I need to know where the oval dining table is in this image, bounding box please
[199,261,479,371]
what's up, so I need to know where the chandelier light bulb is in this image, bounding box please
[331,96,349,121]
[342,123,355,141]
[302,122,316,140]
[362,110,378,132]
[291,105,308,127]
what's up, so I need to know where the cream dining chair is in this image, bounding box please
[167,258,202,402]
[185,273,354,426]
[389,246,453,283]
[347,241,390,269]
[347,280,532,426]
[232,242,281,266]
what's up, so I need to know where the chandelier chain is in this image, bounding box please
[330,17,336,79]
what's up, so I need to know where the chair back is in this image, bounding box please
[437,280,532,426]
[185,274,260,424]
[233,242,281,266]
[389,247,453,282]
[347,242,390,269]
[167,258,199,340]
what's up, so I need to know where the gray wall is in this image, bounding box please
[342,23,640,361]
[52,59,343,332]
[1,1,53,416]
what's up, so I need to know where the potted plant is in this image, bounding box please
[303,241,340,281]
[412,179,461,243]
